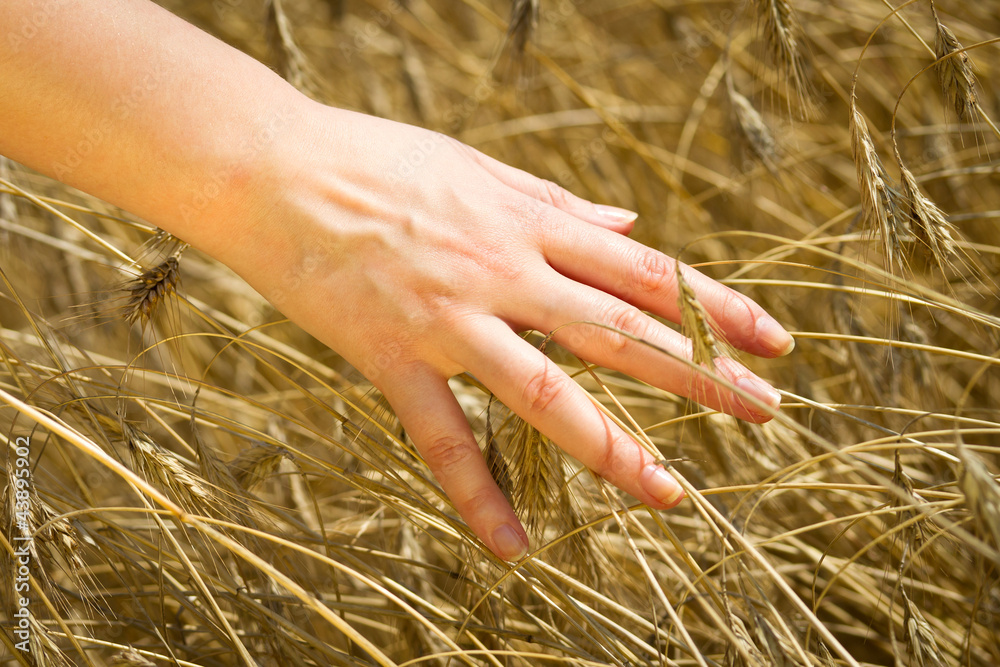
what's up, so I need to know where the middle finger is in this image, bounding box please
[521,268,781,422]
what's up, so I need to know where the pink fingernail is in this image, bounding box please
[735,376,781,415]
[641,465,685,507]
[755,315,795,357]
[595,204,639,224]
[492,524,528,561]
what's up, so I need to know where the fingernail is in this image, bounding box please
[641,465,685,507]
[595,204,639,224]
[735,375,781,415]
[492,524,528,561]
[755,315,795,357]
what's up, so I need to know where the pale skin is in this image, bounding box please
[1,0,793,561]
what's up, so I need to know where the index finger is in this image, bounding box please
[537,216,795,358]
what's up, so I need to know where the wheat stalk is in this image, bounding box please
[123,422,216,513]
[728,81,781,178]
[897,161,959,274]
[675,261,722,369]
[494,0,539,84]
[484,395,513,502]
[266,0,314,92]
[122,253,182,326]
[957,442,1000,551]
[930,2,978,122]
[901,590,948,667]
[849,92,908,275]
[228,443,291,492]
[751,0,815,115]
[111,647,158,666]
[0,157,16,245]
[504,412,564,534]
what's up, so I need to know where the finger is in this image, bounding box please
[538,218,795,358]
[456,316,685,510]
[528,271,781,423]
[466,147,637,232]
[379,366,529,561]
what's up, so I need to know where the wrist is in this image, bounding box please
[193,95,351,314]
[167,89,325,268]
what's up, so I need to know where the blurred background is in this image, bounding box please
[2,0,999,665]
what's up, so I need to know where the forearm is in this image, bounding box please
[0,0,313,259]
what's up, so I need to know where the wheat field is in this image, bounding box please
[2,0,999,665]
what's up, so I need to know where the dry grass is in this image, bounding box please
[265,0,315,92]
[931,0,979,123]
[675,259,725,370]
[3,0,1000,665]
[750,0,815,115]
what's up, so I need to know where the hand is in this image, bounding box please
[205,102,794,561]
[0,0,789,561]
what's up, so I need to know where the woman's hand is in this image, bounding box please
[0,0,791,561]
[222,103,794,561]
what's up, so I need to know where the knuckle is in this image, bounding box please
[521,362,567,415]
[471,252,524,287]
[420,433,475,477]
[503,195,548,236]
[592,442,616,480]
[603,304,647,354]
[458,487,492,518]
[540,178,572,209]
[592,432,629,481]
[632,249,674,296]
[529,198,559,233]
